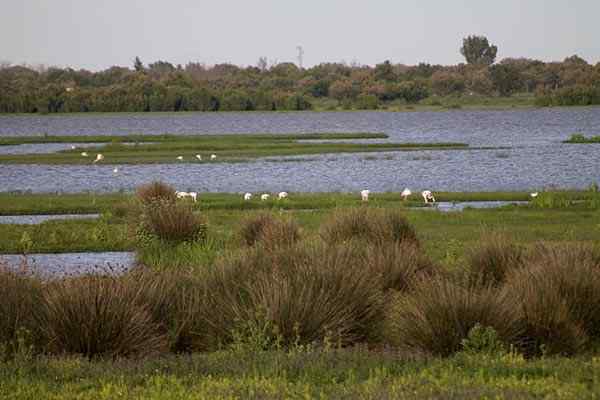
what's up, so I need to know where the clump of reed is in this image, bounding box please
[196,242,385,350]
[320,208,418,247]
[238,212,301,250]
[140,199,207,243]
[464,233,525,286]
[505,243,600,356]
[385,277,523,357]
[0,263,43,358]
[38,273,169,358]
[136,181,177,205]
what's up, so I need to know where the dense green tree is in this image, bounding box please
[460,35,498,66]
[489,64,523,96]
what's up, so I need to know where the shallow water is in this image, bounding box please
[0,214,100,225]
[0,252,135,277]
[2,145,598,193]
[412,201,529,212]
[1,109,599,193]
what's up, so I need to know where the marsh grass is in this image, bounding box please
[320,207,418,246]
[564,133,600,143]
[197,243,385,350]
[506,243,600,356]
[465,233,525,286]
[0,133,473,165]
[0,264,43,359]
[136,181,177,205]
[238,212,301,250]
[385,278,523,357]
[140,199,207,243]
[39,273,169,358]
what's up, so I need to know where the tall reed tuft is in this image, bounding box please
[385,277,522,357]
[320,208,418,247]
[141,199,207,243]
[197,243,384,350]
[465,233,525,286]
[505,243,600,356]
[136,181,177,205]
[238,212,301,250]
[0,263,43,358]
[39,274,168,358]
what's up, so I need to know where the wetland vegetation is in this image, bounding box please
[1,183,600,398]
[0,133,474,164]
[1,182,600,398]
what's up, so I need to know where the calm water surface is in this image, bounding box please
[0,214,100,225]
[1,109,599,193]
[0,252,135,277]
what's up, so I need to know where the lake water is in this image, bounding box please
[0,251,135,278]
[0,214,100,225]
[1,109,599,193]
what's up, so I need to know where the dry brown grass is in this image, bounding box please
[465,233,525,286]
[136,181,177,205]
[385,277,523,357]
[238,212,301,250]
[196,243,385,349]
[141,199,207,243]
[320,208,418,247]
[39,274,168,358]
[505,243,600,356]
[0,262,43,357]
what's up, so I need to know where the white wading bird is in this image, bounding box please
[361,190,370,202]
[92,154,104,163]
[210,154,217,160]
[422,190,436,204]
[530,192,539,198]
[244,193,253,201]
[113,167,119,174]
[261,194,270,201]
[81,152,88,157]
[278,191,288,200]
[195,154,202,161]
[176,156,184,161]
[401,188,412,201]
[71,145,76,150]
[176,191,198,202]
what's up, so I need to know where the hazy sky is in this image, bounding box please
[2,0,599,70]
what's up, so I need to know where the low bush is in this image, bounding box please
[320,208,418,247]
[39,274,168,358]
[465,233,524,286]
[385,277,522,357]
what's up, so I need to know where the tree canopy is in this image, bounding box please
[461,35,498,66]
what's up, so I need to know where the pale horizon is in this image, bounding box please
[2,0,599,71]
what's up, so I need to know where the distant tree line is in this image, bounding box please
[1,36,599,113]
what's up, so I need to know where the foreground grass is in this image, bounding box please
[2,350,599,399]
[0,133,475,164]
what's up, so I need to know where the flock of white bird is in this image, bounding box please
[361,188,435,203]
[76,147,220,177]
[244,192,289,201]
